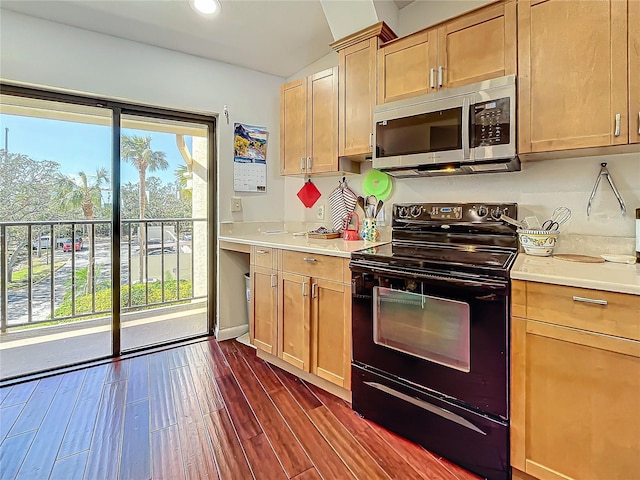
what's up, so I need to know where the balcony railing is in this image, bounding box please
[0,218,206,333]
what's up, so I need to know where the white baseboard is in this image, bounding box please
[216,323,249,342]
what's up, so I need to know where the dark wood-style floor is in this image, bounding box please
[0,339,479,480]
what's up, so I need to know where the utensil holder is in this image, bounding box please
[361,217,379,242]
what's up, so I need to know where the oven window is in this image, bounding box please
[373,286,470,372]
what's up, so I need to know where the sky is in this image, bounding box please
[0,113,192,186]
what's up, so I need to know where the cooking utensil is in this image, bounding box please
[362,169,391,197]
[500,214,525,229]
[542,206,571,230]
[587,162,626,217]
[523,216,541,230]
[374,200,384,218]
[554,254,605,263]
[357,196,366,214]
[366,195,377,218]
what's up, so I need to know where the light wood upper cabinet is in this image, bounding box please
[306,68,338,174]
[280,67,338,175]
[331,22,397,160]
[630,0,640,144]
[377,1,515,104]
[438,1,516,88]
[280,79,306,175]
[511,281,640,480]
[518,0,629,153]
[378,29,437,104]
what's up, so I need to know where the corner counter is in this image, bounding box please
[511,254,640,295]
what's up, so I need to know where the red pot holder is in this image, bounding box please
[297,179,321,208]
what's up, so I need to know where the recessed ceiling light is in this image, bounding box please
[190,0,221,16]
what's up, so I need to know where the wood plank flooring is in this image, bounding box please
[0,339,480,480]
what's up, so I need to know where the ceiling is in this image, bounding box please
[1,0,414,78]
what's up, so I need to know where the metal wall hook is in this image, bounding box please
[587,162,626,217]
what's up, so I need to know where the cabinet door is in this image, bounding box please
[630,0,640,144]
[307,67,338,174]
[518,0,628,153]
[278,272,311,371]
[438,1,516,89]
[339,38,377,158]
[511,317,640,480]
[280,79,307,175]
[311,279,351,389]
[250,265,277,355]
[377,29,438,104]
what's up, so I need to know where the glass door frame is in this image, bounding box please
[1,82,217,363]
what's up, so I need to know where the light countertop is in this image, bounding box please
[511,254,640,295]
[219,232,388,258]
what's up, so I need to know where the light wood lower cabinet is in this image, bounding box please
[249,265,278,355]
[278,271,311,371]
[250,248,352,390]
[511,280,640,480]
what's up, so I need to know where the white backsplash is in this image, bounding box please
[284,153,640,241]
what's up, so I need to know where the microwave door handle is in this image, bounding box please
[462,97,471,160]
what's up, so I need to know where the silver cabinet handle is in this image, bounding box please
[369,132,374,148]
[302,281,308,296]
[614,113,621,137]
[311,283,317,298]
[573,295,607,306]
[300,157,305,173]
[429,68,435,89]
[270,274,277,288]
[302,257,317,263]
[256,249,268,254]
[307,156,312,171]
[438,66,443,87]
[638,112,640,135]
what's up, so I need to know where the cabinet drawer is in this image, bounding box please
[251,246,276,268]
[280,250,344,283]
[525,282,640,341]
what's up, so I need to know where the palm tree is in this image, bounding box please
[58,168,109,295]
[174,164,192,201]
[121,135,168,281]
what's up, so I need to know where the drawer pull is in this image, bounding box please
[270,274,277,288]
[312,283,317,298]
[302,257,317,263]
[572,295,607,306]
[256,249,269,254]
[302,281,308,297]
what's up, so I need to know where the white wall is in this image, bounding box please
[0,10,285,224]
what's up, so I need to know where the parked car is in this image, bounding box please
[148,248,176,255]
[62,237,83,252]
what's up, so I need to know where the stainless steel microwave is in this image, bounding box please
[372,75,519,177]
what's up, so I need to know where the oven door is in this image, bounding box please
[351,263,509,418]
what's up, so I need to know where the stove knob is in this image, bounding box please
[410,205,423,218]
[477,206,488,217]
[398,206,408,218]
[490,207,504,220]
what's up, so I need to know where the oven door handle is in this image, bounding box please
[364,382,487,436]
[353,264,506,290]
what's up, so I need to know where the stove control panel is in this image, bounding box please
[393,202,517,223]
[429,206,463,220]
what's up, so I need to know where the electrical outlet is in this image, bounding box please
[316,204,325,220]
[231,197,242,212]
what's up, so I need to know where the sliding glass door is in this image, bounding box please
[0,94,114,378]
[0,88,215,380]
[118,114,210,351]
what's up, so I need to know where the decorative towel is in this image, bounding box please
[328,179,358,231]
